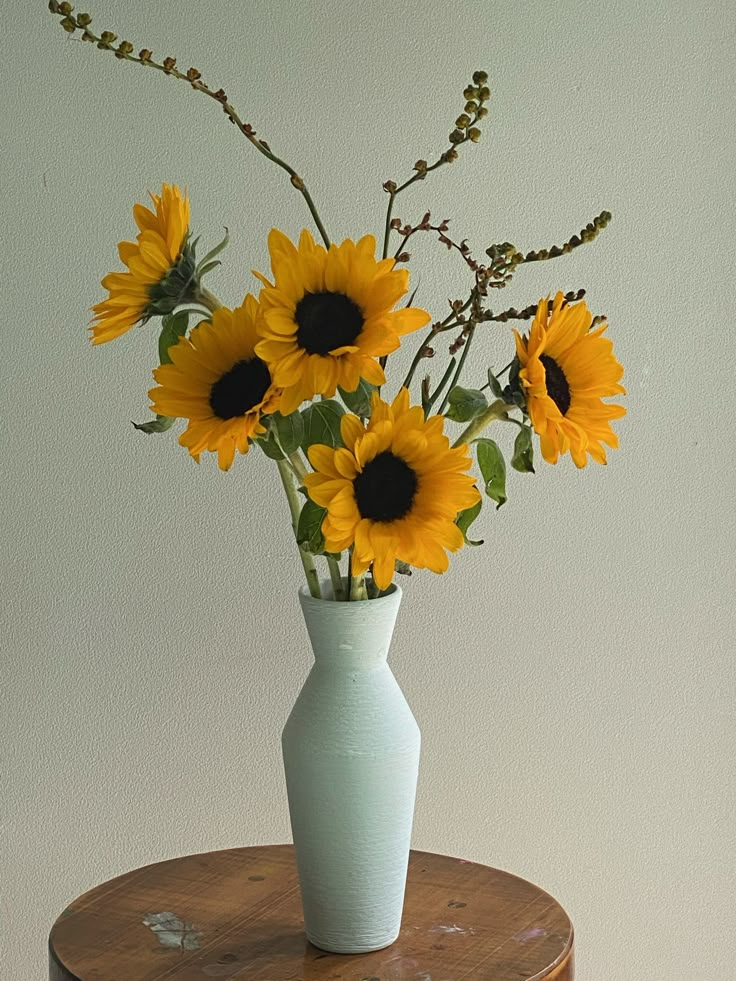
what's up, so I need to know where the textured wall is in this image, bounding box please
[1,1,734,979]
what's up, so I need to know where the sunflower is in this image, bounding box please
[254,229,431,414]
[149,295,282,471]
[90,183,194,345]
[514,292,626,468]
[303,388,480,589]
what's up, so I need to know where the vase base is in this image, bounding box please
[306,929,400,955]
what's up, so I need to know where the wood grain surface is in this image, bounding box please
[49,845,573,980]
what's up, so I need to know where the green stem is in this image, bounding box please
[350,572,368,601]
[382,190,397,260]
[452,399,511,447]
[287,449,346,601]
[52,13,331,248]
[276,458,321,598]
[195,286,223,312]
[437,325,475,416]
[400,298,473,393]
[326,556,346,601]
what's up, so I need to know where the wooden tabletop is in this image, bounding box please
[49,845,573,980]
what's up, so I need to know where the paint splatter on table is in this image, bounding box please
[49,845,573,979]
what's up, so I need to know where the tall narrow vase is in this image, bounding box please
[281,581,420,954]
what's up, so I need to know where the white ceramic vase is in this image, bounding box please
[282,580,421,954]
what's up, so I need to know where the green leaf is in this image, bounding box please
[256,432,285,460]
[487,368,505,400]
[196,228,229,272]
[446,386,488,423]
[273,411,305,456]
[511,424,535,473]
[296,497,327,554]
[475,437,507,509]
[132,414,176,434]
[301,399,345,450]
[338,379,377,417]
[158,311,189,365]
[455,497,484,545]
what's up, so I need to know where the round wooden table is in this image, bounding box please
[49,845,574,980]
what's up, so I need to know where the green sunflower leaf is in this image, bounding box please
[475,437,507,509]
[446,386,488,422]
[301,399,345,451]
[338,379,377,418]
[132,414,176,434]
[158,310,190,366]
[256,432,285,460]
[455,497,484,545]
[511,424,535,473]
[273,411,305,456]
[296,497,327,554]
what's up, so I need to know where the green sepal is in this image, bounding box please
[272,411,305,456]
[511,424,535,473]
[475,437,507,509]
[132,414,176,434]
[301,399,345,450]
[296,497,327,554]
[195,260,222,278]
[158,310,189,365]
[487,368,505,400]
[455,497,484,545]
[338,379,377,418]
[196,228,229,274]
[446,386,488,422]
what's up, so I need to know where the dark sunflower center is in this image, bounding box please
[209,358,272,420]
[353,451,418,523]
[540,354,571,415]
[295,291,364,355]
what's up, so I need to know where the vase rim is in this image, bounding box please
[298,578,402,605]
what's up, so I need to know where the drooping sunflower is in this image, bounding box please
[90,183,194,345]
[514,292,626,468]
[254,229,431,414]
[303,388,481,590]
[149,295,282,471]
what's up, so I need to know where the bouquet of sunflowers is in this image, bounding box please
[50,3,626,603]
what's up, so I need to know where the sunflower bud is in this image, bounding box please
[58,1,73,13]
[448,129,464,145]
[139,48,152,62]
[476,106,489,119]
[464,86,478,100]
[76,11,91,25]
[455,113,470,129]
[186,67,202,82]
[472,70,488,85]
[60,16,76,31]
[98,30,116,47]
[468,127,481,142]
[478,86,491,101]
[464,101,478,113]
[383,179,398,193]
[115,40,134,58]
[162,56,177,72]
[442,148,459,163]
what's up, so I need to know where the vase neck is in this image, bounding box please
[298,583,402,670]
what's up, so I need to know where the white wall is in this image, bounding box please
[2,1,734,979]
